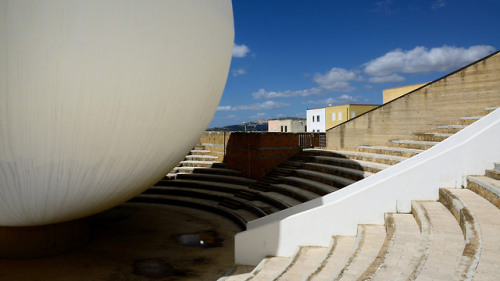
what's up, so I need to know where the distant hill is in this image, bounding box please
[207,117,305,132]
[207,119,268,132]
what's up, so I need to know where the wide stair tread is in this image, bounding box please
[307,236,357,281]
[219,265,254,281]
[189,149,211,155]
[245,257,290,280]
[336,225,386,281]
[329,149,408,165]
[176,173,256,186]
[296,169,356,186]
[146,186,278,216]
[436,124,467,133]
[303,162,374,181]
[129,194,250,230]
[311,155,391,173]
[368,214,425,281]
[388,139,439,150]
[274,246,328,281]
[185,155,219,161]
[156,179,290,210]
[467,175,500,209]
[180,160,221,167]
[191,167,243,176]
[414,201,465,281]
[269,183,320,202]
[411,133,452,142]
[358,145,424,158]
[445,188,500,280]
[283,175,344,195]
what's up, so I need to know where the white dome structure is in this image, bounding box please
[0,0,234,227]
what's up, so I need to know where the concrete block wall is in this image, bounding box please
[200,131,230,161]
[200,132,321,179]
[326,51,500,151]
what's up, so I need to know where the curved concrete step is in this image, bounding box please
[156,179,292,210]
[180,160,220,168]
[335,225,386,281]
[467,175,500,209]
[176,173,256,186]
[413,201,465,281]
[218,265,254,281]
[294,169,356,189]
[192,167,243,176]
[129,194,249,230]
[185,154,219,161]
[244,256,290,280]
[268,183,320,202]
[460,116,482,125]
[367,214,425,281]
[357,145,424,158]
[307,236,357,281]
[283,176,342,196]
[144,186,275,217]
[388,139,439,150]
[274,246,328,281]
[322,149,408,165]
[303,162,374,181]
[436,125,467,134]
[189,149,211,155]
[439,189,483,280]
[443,188,500,280]
[311,155,390,173]
[411,133,452,142]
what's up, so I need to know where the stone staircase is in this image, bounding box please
[130,107,497,232]
[166,144,223,178]
[219,162,500,280]
[250,107,497,205]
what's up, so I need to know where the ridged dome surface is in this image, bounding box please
[0,0,234,226]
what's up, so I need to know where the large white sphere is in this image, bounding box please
[0,0,234,226]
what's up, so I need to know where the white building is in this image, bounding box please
[306,107,325,132]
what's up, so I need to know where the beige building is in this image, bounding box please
[324,104,379,130]
[268,119,306,133]
[383,82,429,104]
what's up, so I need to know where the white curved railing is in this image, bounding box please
[235,108,500,266]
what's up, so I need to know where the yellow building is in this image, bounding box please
[383,82,429,104]
[325,104,379,130]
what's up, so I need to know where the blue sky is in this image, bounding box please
[209,0,500,128]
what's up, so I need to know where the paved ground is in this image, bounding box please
[0,203,241,281]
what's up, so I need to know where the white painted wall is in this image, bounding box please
[235,108,500,265]
[307,108,325,132]
[0,1,234,226]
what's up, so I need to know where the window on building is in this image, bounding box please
[313,116,315,122]
[317,115,320,122]
[351,111,356,118]
[338,112,342,120]
[284,126,288,132]
[332,113,336,121]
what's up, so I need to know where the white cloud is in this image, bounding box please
[313,68,362,92]
[371,0,397,15]
[252,88,323,99]
[432,0,446,10]
[217,100,290,111]
[369,73,405,83]
[304,94,360,105]
[251,112,267,119]
[364,45,495,76]
[231,68,246,77]
[233,43,250,58]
